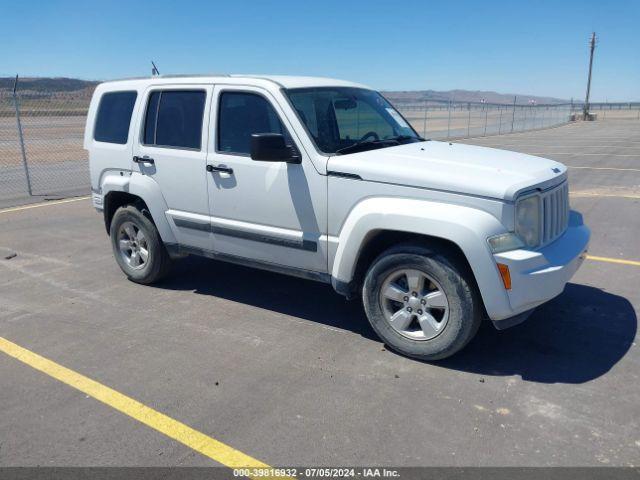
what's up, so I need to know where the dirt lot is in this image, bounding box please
[0,120,639,469]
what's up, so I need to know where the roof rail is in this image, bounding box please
[103,73,231,83]
[157,73,230,78]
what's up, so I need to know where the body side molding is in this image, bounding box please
[165,243,329,283]
[167,213,318,252]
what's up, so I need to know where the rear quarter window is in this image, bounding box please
[94,91,137,144]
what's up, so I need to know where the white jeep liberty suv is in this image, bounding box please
[85,75,590,360]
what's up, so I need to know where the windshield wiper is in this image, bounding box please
[335,138,398,155]
[387,135,426,142]
[335,135,426,155]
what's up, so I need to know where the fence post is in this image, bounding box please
[467,103,471,137]
[422,100,428,137]
[447,100,452,139]
[12,75,33,197]
[570,98,574,118]
[483,107,488,136]
[510,96,516,133]
[498,106,503,134]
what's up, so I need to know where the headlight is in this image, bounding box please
[487,232,525,253]
[515,194,541,247]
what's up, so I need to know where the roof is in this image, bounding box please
[235,75,370,89]
[98,74,371,90]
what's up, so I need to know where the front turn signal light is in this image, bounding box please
[497,263,512,290]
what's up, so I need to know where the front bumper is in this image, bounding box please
[91,190,104,210]
[491,211,590,327]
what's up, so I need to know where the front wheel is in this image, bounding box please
[362,246,482,360]
[110,205,172,284]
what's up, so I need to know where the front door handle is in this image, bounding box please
[206,165,234,175]
[133,155,155,164]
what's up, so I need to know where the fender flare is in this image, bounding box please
[100,171,177,244]
[331,197,513,320]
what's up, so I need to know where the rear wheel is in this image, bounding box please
[110,205,171,284]
[362,245,481,360]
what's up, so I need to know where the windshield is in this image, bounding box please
[285,87,423,155]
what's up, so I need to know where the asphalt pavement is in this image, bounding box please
[1,120,638,468]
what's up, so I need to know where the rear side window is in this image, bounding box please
[217,92,289,155]
[94,91,137,144]
[143,90,206,150]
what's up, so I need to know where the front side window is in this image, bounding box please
[143,90,206,149]
[217,92,290,155]
[286,87,421,155]
[94,91,137,144]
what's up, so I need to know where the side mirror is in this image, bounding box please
[250,133,300,163]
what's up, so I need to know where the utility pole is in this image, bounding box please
[583,32,597,120]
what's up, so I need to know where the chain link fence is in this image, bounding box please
[0,89,89,206]
[587,102,640,121]
[395,100,575,140]
[1,85,639,207]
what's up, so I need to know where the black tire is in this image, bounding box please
[109,205,172,284]
[362,244,482,360]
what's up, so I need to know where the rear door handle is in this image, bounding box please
[206,165,234,175]
[133,155,155,164]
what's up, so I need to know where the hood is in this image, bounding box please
[327,141,567,201]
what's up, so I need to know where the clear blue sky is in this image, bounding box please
[1,0,638,101]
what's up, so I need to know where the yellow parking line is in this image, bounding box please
[0,336,271,472]
[0,196,91,215]
[571,192,640,199]
[586,255,640,267]
[569,166,640,172]
[533,153,640,157]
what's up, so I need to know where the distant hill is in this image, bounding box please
[382,89,569,106]
[0,77,569,105]
[0,77,98,94]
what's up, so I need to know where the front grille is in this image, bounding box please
[541,182,570,245]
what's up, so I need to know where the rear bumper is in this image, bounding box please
[491,211,590,327]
